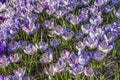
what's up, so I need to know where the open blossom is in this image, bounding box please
[69,64,84,76]
[0,55,10,67]
[42,19,54,29]
[84,67,94,77]
[35,41,48,51]
[60,50,70,61]
[55,60,67,73]
[40,52,53,63]
[13,67,26,78]
[98,41,115,53]
[50,39,61,48]
[93,51,104,61]
[23,44,37,55]
[9,53,22,63]
[44,65,56,76]
[84,37,98,49]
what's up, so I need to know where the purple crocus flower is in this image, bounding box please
[84,37,98,49]
[111,22,120,34]
[60,50,70,61]
[89,26,104,38]
[53,25,64,36]
[110,0,119,5]
[78,50,90,65]
[46,0,57,7]
[68,15,82,25]
[81,24,92,35]
[0,55,10,67]
[9,53,22,63]
[44,65,56,76]
[34,4,44,13]
[22,23,40,35]
[80,8,89,22]
[4,75,12,80]
[104,5,114,13]
[55,60,67,73]
[18,41,27,49]
[94,0,108,7]
[13,67,26,78]
[24,2,34,12]
[89,15,103,26]
[81,0,91,5]
[46,6,55,15]
[103,32,117,42]
[114,9,120,19]
[35,42,48,51]
[84,67,94,77]
[42,19,54,29]
[8,41,18,52]
[23,44,37,55]
[98,41,115,53]
[39,0,47,4]
[74,41,85,52]
[93,51,104,61]
[90,8,102,17]
[62,30,74,41]
[68,53,78,67]
[54,10,66,18]
[50,39,61,48]
[69,64,84,76]
[0,41,7,53]
[40,52,53,63]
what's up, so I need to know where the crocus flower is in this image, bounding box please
[62,30,74,41]
[104,5,114,13]
[84,67,94,77]
[39,0,47,4]
[0,41,7,53]
[81,24,92,35]
[42,19,54,29]
[111,22,120,34]
[22,23,40,35]
[54,10,66,18]
[53,25,65,36]
[114,9,120,19]
[40,52,53,63]
[34,4,43,13]
[98,41,115,53]
[35,42,48,51]
[90,8,102,17]
[50,39,61,48]
[93,51,104,61]
[9,53,22,63]
[68,15,82,25]
[23,44,37,55]
[4,75,12,80]
[0,55,10,67]
[55,60,67,73]
[89,15,103,26]
[68,53,78,67]
[8,41,18,52]
[46,6,55,15]
[84,37,98,49]
[44,65,56,76]
[78,50,90,65]
[69,64,84,76]
[13,67,26,78]
[94,0,108,7]
[80,8,89,21]
[60,50,70,61]
[74,41,85,52]
[24,2,34,12]
[0,0,6,4]
[18,41,27,49]
[81,0,91,5]
[89,26,104,38]
[110,0,119,5]
[46,0,56,7]
[103,32,117,42]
